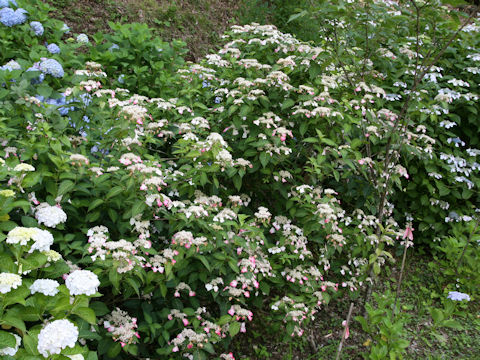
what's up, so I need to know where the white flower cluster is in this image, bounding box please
[0,273,22,294]
[6,227,54,253]
[254,206,271,221]
[37,319,79,358]
[35,203,67,228]
[13,163,35,172]
[30,279,60,296]
[65,269,100,296]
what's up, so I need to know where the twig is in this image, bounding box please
[393,243,409,316]
[335,302,354,360]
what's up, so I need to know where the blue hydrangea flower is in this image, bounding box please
[39,58,64,78]
[61,23,70,33]
[46,43,60,54]
[26,64,45,84]
[108,43,119,52]
[76,33,89,44]
[0,0,17,8]
[0,59,21,71]
[79,93,92,106]
[447,291,470,301]
[214,96,222,104]
[117,74,125,84]
[30,21,43,36]
[0,7,27,26]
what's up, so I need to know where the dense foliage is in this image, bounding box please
[0,0,479,359]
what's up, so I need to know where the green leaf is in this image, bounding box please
[281,99,295,110]
[21,216,38,228]
[21,173,41,188]
[131,200,146,217]
[259,152,269,168]
[430,308,444,324]
[107,342,121,358]
[58,180,75,196]
[196,255,210,272]
[229,321,241,337]
[233,175,242,191]
[106,186,124,200]
[73,307,97,324]
[126,277,140,296]
[2,313,26,332]
[90,302,110,317]
[88,199,104,212]
[288,10,308,23]
[23,333,40,355]
[0,330,16,348]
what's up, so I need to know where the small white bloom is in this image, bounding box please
[35,203,67,228]
[76,33,89,44]
[65,269,100,296]
[0,273,22,294]
[30,279,60,296]
[37,319,79,358]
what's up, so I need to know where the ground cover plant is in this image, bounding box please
[0,0,479,359]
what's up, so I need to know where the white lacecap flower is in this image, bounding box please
[30,279,60,296]
[13,163,35,172]
[37,319,79,357]
[0,273,22,294]
[0,333,21,356]
[65,269,100,296]
[35,203,67,228]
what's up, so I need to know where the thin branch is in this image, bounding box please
[336,302,355,360]
[393,243,409,316]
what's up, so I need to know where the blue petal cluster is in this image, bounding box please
[0,7,27,26]
[47,43,61,54]
[61,23,70,33]
[109,43,119,52]
[0,59,21,71]
[30,21,43,36]
[39,58,64,78]
[447,291,470,301]
[0,0,17,8]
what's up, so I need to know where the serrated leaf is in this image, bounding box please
[106,186,124,200]
[73,307,97,324]
[281,98,295,110]
[131,201,146,217]
[196,255,210,272]
[23,334,39,355]
[88,199,104,212]
[58,180,75,196]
